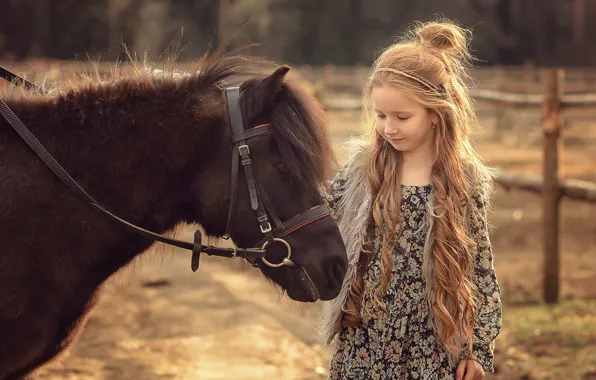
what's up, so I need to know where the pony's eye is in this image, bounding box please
[276,164,294,182]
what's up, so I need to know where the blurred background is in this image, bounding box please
[2,0,596,66]
[2,1,595,379]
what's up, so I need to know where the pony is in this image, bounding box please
[0,50,348,378]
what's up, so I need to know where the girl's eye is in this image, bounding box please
[376,114,386,119]
[397,116,409,121]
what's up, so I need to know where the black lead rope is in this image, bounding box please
[0,66,39,92]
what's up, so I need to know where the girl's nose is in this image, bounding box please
[384,121,399,136]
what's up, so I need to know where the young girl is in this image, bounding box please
[320,20,502,380]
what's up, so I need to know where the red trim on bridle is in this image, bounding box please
[282,205,331,236]
[251,123,273,137]
[254,123,271,129]
[286,205,319,221]
[282,212,330,236]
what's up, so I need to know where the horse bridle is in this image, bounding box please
[213,86,332,269]
[0,66,332,272]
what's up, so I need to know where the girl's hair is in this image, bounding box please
[341,19,493,359]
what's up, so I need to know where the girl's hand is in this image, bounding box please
[456,359,485,380]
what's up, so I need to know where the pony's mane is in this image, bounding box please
[0,49,272,99]
[267,79,336,187]
[0,49,335,186]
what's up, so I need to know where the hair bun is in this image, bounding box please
[414,20,471,60]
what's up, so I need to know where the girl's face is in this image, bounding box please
[372,85,437,154]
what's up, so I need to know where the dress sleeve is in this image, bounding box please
[319,163,349,222]
[461,189,503,372]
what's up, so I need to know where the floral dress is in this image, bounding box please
[324,176,502,380]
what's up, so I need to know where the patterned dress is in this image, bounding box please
[324,175,502,380]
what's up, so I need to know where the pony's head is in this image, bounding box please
[187,56,347,302]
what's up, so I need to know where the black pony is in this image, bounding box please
[0,51,347,378]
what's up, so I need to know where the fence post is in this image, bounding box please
[542,69,564,304]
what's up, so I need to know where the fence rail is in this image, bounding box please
[495,171,596,203]
[471,88,596,109]
[319,87,596,110]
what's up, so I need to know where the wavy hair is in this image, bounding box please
[340,19,494,359]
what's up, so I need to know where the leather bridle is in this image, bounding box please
[0,66,332,273]
[221,86,332,269]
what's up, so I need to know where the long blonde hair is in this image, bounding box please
[341,19,493,359]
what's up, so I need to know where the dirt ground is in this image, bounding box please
[35,247,330,380]
[25,66,596,380]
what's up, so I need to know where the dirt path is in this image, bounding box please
[36,229,331,380]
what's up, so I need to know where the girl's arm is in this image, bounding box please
[464,191,503,372]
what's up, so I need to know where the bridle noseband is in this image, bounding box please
[0,67,332,273]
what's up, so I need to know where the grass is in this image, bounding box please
[491,300,596,380]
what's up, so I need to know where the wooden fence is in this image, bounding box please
[481,70,596,304]
[318,68,596,304]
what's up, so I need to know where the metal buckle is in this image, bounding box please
[260,221,272,233]
[238,144,250,157]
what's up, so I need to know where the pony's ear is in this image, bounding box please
[254,65,290,103]
[239,65,290,121]
[263,65,290,88]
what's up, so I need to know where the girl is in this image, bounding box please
[320,20,502,380]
